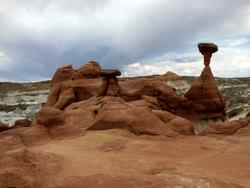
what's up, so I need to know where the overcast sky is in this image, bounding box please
[0,0,250,81]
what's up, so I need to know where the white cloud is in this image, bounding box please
[122,51,202,76]
[0,51,12,71]
[0,0,250,80]
[123,43,250,78]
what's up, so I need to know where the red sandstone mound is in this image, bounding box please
[37,96,195,139]
[185,66,226,119]
[38,62,197,137]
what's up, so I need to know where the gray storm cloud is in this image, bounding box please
[0,0,250,81]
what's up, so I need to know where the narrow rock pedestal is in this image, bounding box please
[185,43,225,120]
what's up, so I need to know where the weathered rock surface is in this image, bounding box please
[51,64,75,86]
[185,66,226,120]
[0,149,63,188]
[1,129,248,187]
[79,60,102,78]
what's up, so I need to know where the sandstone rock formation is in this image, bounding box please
[51,64,75,86]
[35,61,199,137]
[36,48,248,138]
[2,43,250,187]
[185,43,225,120]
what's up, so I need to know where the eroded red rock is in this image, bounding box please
[88,97,178,137]
[51,64,75,86]
[184,43,225,120]
[79,60,101,78]
[185,66,226,120]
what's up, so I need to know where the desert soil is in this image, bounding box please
[2,127,250,187]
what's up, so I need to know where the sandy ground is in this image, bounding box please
[2,126,246,187]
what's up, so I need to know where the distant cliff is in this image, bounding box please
[0,81,50,124]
